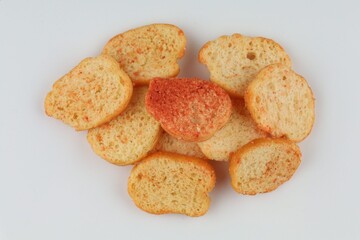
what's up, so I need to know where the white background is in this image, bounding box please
[1,0,359,239]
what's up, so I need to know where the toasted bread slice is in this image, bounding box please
[199,34,291,97]
[145,78,232,142]
[128,152,215,216]
[103,24,186,85]
[229,138,301,195]
[198,99,267,161]
[87,86,161,165]
[245,63,315,142]
[45,55,133,130]
[155,132,206,158]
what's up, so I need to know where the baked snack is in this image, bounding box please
[44,24,314,214]
[128,152,215,216]
[145,77,232,142]
[198,99,267,161]
[45,55,133,130]
[199,34,291,97]
[155,132,206,158]
[245,63,315,142]
[229,138,301,195]
[103,24,186,85]
[87,86,161,165]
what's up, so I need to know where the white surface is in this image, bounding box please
[1,0,359,239]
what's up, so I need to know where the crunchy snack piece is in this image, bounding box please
[128,152,216,216]
[229,138,301,195]
[87,86,161,165]
[245,63,315,142]
[103,24,186,85]
[45,55,133,130]
[146,77,232,142]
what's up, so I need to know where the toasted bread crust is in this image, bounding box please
[244,63,315,142]
[229,138,301,195]
[145,78,232,142]
[103,24,186,85]
[44,55,133,130]
[199,34,291,97]
[128,151,215,216]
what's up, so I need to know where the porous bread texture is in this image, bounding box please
[145,77,232,142]
[199,34,291,97]
[198,99,267,161]
[45,55,133,130]
[128,152,215,217]
[155,132,206,159]
[245,63,315,142]
[87,86,161,165]
[103,23,186,85]
[229,138,301,195]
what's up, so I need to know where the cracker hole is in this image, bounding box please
[247,52,256,60]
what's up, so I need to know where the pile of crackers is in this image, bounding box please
[45,24,315,217]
